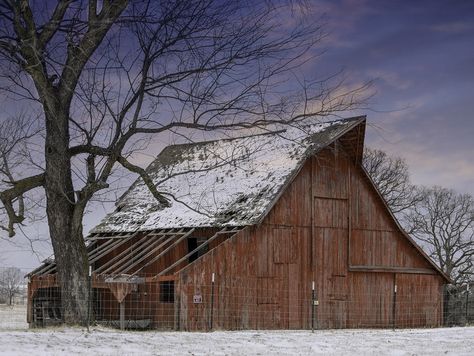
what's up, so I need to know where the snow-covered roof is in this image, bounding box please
[92,117,365,234]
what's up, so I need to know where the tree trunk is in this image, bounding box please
[44,109,89,325]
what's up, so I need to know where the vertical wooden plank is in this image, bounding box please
[273,227,293,264]
[288,263,299,329]
[257,228,268,277]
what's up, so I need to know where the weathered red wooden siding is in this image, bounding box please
[349,165,432,269]
[89,228,227,329]
[394,273,444,327]
[176,138,445,330]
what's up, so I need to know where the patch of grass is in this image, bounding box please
[0,303,28,330]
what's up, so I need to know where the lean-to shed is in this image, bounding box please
[27,116,449,330]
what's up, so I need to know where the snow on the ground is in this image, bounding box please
[1,305,473,355]
[0,326,473,355]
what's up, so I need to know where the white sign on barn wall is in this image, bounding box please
[193,294,203,304]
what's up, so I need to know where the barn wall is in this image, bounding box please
[89,227,229,328]
[94,282,176,329]
[176,141,445,330]
[349,165,433,269]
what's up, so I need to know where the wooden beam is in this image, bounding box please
[29,232,139,276]
[87,231,136,240]
[88,233,138,265]
[144,275,177,283]
[30,261,56,276]
[112,232,169,275]
[95,231,152,274]
[349,265,438,275]
[129,228,196,276]
[155,227,241,277]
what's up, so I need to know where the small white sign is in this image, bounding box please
[193,294,203,304]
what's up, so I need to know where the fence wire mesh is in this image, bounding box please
[0,274,470,331]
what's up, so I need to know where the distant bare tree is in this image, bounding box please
[0,0,370,324]
[406,186,474,285]
[0,267,23,305]
[363,147,423,218]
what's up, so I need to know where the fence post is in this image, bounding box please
[87,266,92,332]
[466,284,470,325]
[119,302,125,330]
[176,281,181,331]
[392,283,397,330]
[209,272,215,331]
[311,281,317,333]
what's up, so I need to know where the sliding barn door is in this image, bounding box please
[311,148,350,329]
[313,197,349,328]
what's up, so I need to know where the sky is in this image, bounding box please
[1,0,473,271]
[313,0,474,194]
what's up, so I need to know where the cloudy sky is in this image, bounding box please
[1,0,473,271]
[313,0,474,194]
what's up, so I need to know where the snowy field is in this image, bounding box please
[1,326,474,355]
[1,305,474,355]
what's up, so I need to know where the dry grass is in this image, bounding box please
[0,304,28,330]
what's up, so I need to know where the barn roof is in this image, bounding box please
[92,116,365,234]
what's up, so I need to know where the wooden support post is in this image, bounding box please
[120,302,125,330]
[210,273,215,331]
[176,286,181,331]
[27,279,32,327]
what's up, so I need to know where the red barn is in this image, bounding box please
[28,116,449,330]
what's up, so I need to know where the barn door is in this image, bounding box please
[272,227,301,329]
[313,196,349,329]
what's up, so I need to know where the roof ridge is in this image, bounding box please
[161,128,286,152]
[160,116,366,152]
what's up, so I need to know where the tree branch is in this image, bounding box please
[0,173,44,237]
[117,155,170,207]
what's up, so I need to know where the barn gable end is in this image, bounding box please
[176,126,446,330]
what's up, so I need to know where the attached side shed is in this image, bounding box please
[27,116,449,330]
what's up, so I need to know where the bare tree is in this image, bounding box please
[406,186,474,285]
[0,0,369,324]
[363,147,423,218]
[0,267,23,305]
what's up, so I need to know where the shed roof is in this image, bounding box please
[92,116,365,234]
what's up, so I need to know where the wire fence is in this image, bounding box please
[0,304,28,330]
[0,275,472,332]
[445,285,474,326]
